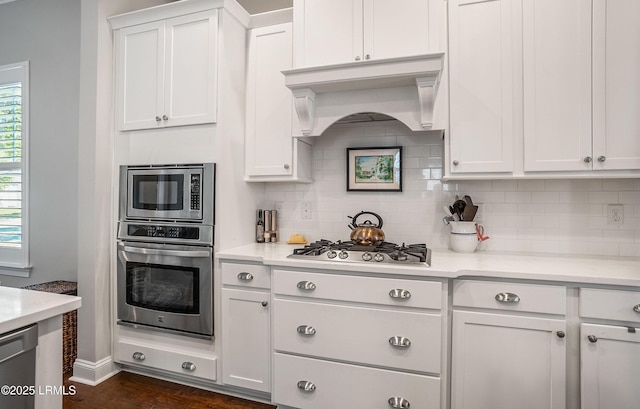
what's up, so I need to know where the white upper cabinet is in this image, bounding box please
[447,0,640,178]
[522,0,592,172]
[244,21,312,182]
[114,10,219,131]
[293,0,430,67]
[448,0,516,173]
[592,0,640,171]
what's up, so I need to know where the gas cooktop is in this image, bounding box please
[288,240,431,266]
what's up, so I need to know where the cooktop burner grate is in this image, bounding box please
[290,240,431,265]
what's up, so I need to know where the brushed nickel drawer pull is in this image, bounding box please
[132,352,146,361]
[388,396,411,408]
[297,281,316,291]
[389,336,411,348]
[587,335,598,343]
[181,362,196,371]
[495,292,520,303]
[297,380,316,392]
[297,325,316,336]
[633,304,640,313]
[237,272,254,281]
[389,289,411,299]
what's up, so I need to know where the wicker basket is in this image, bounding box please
[22,280,78,374]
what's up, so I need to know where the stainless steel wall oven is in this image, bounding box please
[117,163,215,338]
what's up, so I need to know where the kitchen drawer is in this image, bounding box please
[221,262,270,289]
[453,279,566,315]
[580,288,640,323]
[273,353,440,409]
[273,269,442,310]
[274,299,441,374]
[116,340,216,381]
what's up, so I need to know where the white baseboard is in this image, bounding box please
[69,356,120,386]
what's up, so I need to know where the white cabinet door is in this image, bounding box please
[581,323,640,409]
[116,20,166,131]
[363,0,430,61]
[221,288,271,392]
[163,11,218,128]
[245,23,294,177]
[115,10,218,131]
[592,0,640,170]
[293,0,362,67]
[451,311,566,409]
[522,0,592,171]
[448,0,516,173]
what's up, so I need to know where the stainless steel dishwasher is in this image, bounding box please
[0,324,38,409]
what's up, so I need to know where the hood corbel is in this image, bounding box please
[283,53,444,136]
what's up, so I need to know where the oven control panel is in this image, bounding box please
[126,224,200,240]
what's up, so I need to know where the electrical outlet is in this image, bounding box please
[607,204,624,226]
[301,202,312,219]
[274,201,283,212]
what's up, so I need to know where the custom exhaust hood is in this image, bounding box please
[282,53,444,136]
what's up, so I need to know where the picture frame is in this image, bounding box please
[346,146,402,192]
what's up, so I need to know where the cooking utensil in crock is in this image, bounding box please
[348,211,385,245]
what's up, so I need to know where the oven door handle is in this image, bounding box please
[122,245,211,258]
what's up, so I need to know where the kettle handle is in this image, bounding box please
[350,211,384,229]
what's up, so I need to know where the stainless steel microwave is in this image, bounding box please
[119,163,215,224]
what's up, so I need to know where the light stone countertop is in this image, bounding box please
[216,243,640,287]
[0,286,81,334]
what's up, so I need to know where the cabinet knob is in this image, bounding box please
[355,56,361,61]
[297,281,316,291]
[284,164,290,169]
[389,289,411,300]
[365,54,371,60]
[556,331,566,339]
[388,396,411,408]
[297,325,316,336]
[162,115,168,121]
[237,272,254,281]
[587,335,598,343]
[495,292,520,303]
[297,380,316,392]
[389,336,411,348]
[633,304,640,313]
[155,116,162,122]
[453,160,460,166]
[584,156,592,163]
[597,155,606,163]
[261,301,268,307]
[181,362,196,371]
[132,352,146,361]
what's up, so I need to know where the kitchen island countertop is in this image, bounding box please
[0,286,81,334]
[217,243,640,287]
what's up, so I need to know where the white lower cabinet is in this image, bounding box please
[221,262,271,392]
[116,339,217,381]
[274,353,440,409]
[579,287,640,409]
[451,280,567,409]
[272,269,447,409]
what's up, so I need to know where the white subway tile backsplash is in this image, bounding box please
[262,122,640,257]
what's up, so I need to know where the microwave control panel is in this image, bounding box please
[190,174,201,211]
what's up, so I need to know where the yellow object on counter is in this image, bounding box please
[287,234,307,244]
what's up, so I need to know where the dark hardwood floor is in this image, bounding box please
[64,371,276,409]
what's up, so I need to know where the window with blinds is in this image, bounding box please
[0,81,22,247]
[0,61,28,269]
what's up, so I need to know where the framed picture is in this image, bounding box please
[346,146,402,192]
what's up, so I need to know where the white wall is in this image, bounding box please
[0,0,80,286]
[266,121,640,258]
